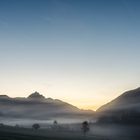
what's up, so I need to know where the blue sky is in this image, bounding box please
[0,0,140,110]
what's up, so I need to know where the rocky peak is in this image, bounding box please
[28,92,45,100]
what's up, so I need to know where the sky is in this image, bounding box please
[0,0,140,110]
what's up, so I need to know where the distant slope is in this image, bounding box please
[97,87,140,112]
[96,88,140,124]
[0,92,94,120]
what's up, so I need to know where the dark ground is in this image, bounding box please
[0,124,140,140]
[0,126,107,140]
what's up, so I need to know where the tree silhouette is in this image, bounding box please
[52,120,58,130]
[32,123,40,130]
[81,121,90,136]
[53,120,58,125]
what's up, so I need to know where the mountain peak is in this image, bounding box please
[28,92,45,99]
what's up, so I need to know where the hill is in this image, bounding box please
[96,88,140,124]
[0,92,94,120]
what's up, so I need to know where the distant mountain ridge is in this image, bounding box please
[97,87,140,124]
[97,87,140,112]
[0,92,94,120]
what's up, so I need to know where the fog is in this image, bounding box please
[0,117,91,128]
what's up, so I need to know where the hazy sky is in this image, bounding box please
[0,0,140,110]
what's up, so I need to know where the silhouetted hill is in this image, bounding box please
[0,95,9,99]
[96,87,140,124]
[28,92,45,99]
[0,92,94,120]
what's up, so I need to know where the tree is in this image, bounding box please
[53,120,58,125]
[81,121,90,136]
[52,120,58,130]
[32,123,40,130]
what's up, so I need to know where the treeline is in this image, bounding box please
[97,110,140,124]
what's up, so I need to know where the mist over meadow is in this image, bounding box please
[0,88,140,140]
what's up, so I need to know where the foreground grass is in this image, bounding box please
[0,126,107,140]
[1,124,139,140]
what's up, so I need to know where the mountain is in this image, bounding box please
[28,92,45,99]
[96,87,140,124]
[0,92,94,120]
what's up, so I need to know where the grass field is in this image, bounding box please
[0,124,140,140]
[0,125,108,140]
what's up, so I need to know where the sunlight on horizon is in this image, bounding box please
[0,0,140,111]
[1,85,139,111]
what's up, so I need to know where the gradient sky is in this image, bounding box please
[0,0,140,110]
